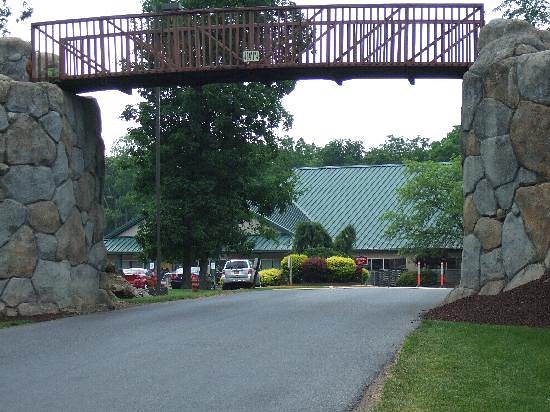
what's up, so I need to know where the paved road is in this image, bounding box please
[0,287,448,412]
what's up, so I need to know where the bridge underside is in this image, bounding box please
[58,63,470,93]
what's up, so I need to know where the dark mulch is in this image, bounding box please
[425,273,550,328]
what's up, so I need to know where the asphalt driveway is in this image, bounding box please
[0,287,448,412]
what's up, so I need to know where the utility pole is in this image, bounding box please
[154,0,182,293]
[154,0,163,292]
[155,84,161,292]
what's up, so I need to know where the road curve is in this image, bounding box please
[0,287,448,412]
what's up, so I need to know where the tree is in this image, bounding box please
[103,138,142,234]
[316,139,366,166]
[333,224,357,256]
[0,1,32,36]
[381,157,463,258]
[428,126,460,162]
[364,135,431,165]
[278,136,319,168]
[495,0,550,29]
[293,221,332,253]
[125,0,300,274]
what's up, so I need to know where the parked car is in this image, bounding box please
[170,267,184,289]
[122,268,157,289]
[221,259,260,289]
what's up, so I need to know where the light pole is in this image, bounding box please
[154,1,162,293]
[154,1,183,293]
[155,84,161,292]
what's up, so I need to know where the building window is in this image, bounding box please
[385,258,406,270]
[370,259,384,270]
[261,259,274,269]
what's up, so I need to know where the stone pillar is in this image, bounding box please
[0,38,111,316]
[451,20,550,302]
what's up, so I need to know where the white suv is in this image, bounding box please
[222,259,260,289]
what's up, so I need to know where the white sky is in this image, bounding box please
[11,0,502,154]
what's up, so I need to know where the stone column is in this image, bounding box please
[450,20,550,302]
[0,38,111,316]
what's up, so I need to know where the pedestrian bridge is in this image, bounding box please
[31,3,484,93]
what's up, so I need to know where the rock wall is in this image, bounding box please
[453,20,550,301]
[0,39,111,316]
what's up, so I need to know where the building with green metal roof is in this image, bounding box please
[105,164,462,272]
[239,164,462,272]
[104,216,147,270]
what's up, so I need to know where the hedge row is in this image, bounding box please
[396,269,439,286]
[276,254,364,284]
[258,268,285,286]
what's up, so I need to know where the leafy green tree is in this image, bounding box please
[293,221,332,253]
[103,138,142,234]
[304,246,339,258]
[316,139,366,166]
[333,224,357,256]
[428,126,460,162]
[126,0,299,274]
[381,157,463,257]
[495,0,549,29]
[0,1,32,36]
[278,136,319,168]
[364,135,431,165]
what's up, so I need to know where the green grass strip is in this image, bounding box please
[374,320,550,412]
[120,288,241,305]
[0,320,33,329]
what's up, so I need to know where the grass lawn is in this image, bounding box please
[374,320,550,412]
[0,320,33,329]
[119,288,242,305]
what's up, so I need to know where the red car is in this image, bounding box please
[122,268,157,289]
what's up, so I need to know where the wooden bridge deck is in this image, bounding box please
[31,3,484,93]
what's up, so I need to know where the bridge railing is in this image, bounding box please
[31,3,484,85]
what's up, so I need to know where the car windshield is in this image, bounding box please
[225,261,248,270]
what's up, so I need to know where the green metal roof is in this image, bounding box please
[104,216,143,239]
[292,165,409,250]
[255,164,460,252]
[104,236,142,254]
[251,234,294,252]
[262,202,310,234]
[104,164,460,256]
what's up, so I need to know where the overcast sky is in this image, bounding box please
[12,0,502,153]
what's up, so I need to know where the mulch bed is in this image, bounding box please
[425,273,550,328]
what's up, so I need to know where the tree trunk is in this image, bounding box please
[182,253,193,289]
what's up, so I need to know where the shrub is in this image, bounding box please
[281,254,308,284]
[333,224,357,256]
[326,256,356,283]
[259,269,283,286]
[396,269,439,286]
[420,269,439,286]
[396,270,417,286]
[301,257,329,283]
[293,222,332,253]
[361,268,369,284]
[305,246,339,258]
